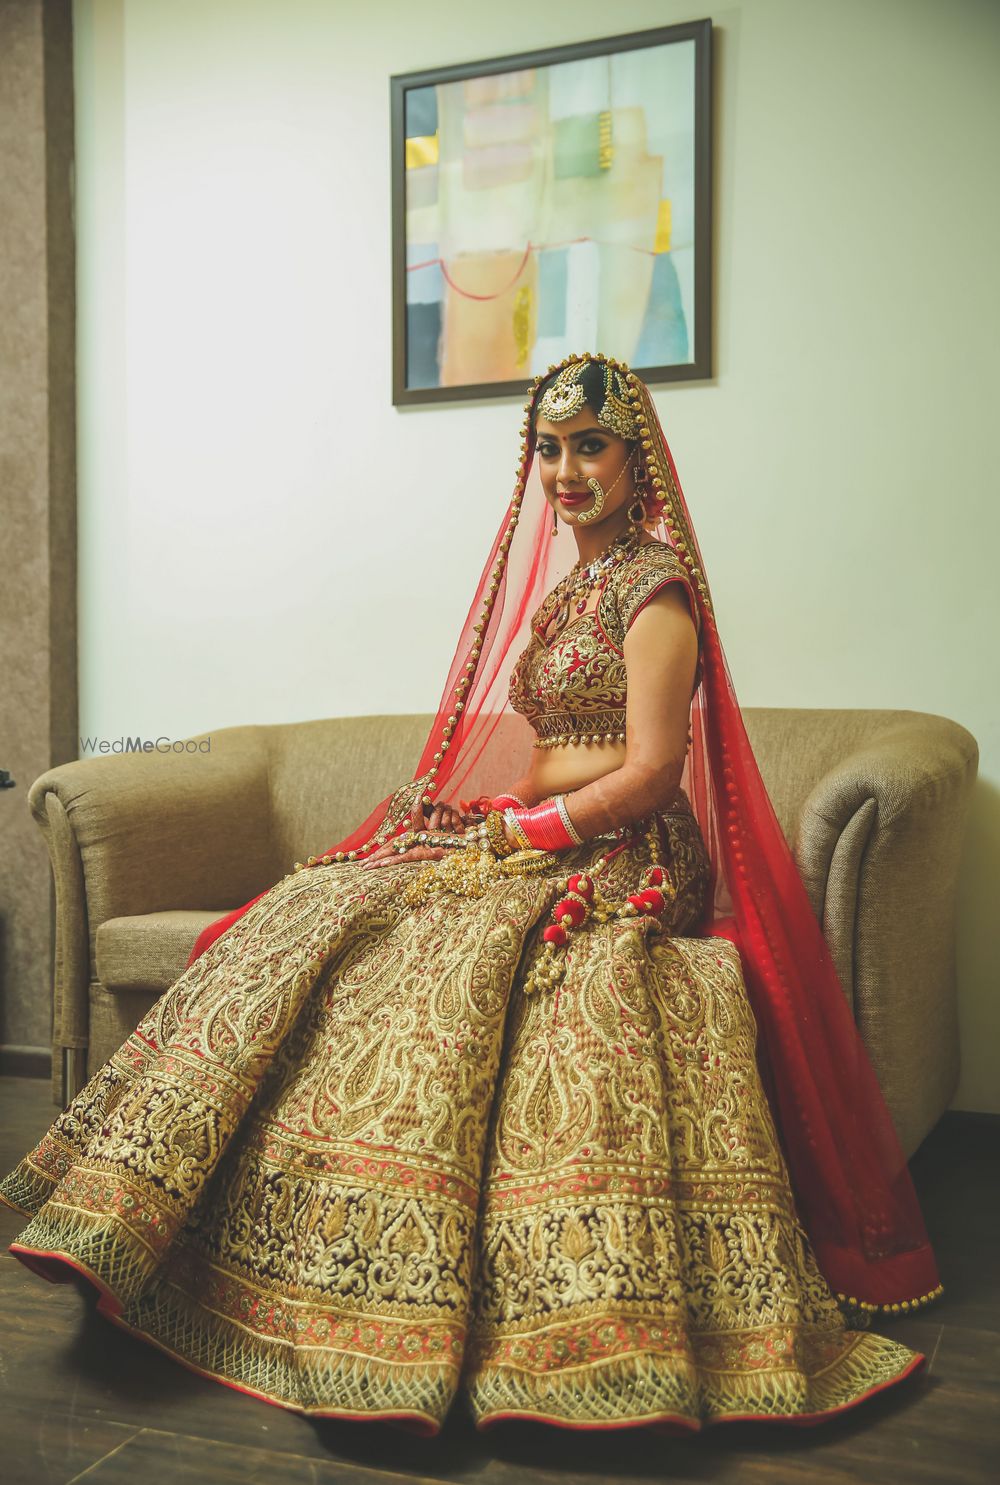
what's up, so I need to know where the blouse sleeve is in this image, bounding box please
[616,542,701,639]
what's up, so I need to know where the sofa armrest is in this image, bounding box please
[29,725,280,1102]
[37,788,88,1104]
[794,714,978,1153]
[28,725,279,930]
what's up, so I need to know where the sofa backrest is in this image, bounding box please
[265,714,432,874]
[261,707,937,877]
[743,707,917,840]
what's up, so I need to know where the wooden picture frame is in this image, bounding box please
[390,19,713,406]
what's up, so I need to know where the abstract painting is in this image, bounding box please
[391,21,712,405]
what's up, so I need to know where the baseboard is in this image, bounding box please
[0,1045,50,1079]
[939,1108,1000,1135]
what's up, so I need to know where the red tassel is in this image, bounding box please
[555,897,587,928]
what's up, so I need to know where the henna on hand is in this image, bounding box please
[361,842,448,870]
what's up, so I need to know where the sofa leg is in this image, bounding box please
[51,1044,64,1106]
[60,1045,86,1106]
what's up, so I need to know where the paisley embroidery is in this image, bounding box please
[0,813,921,1430]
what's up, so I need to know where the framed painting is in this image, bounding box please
[390,19,712,406]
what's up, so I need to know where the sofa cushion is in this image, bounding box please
[96,910,226,992]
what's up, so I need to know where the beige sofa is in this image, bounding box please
[27,709,977,1155]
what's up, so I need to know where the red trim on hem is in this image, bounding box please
[476,1353,926,1434]
[477,1409,701,1434]
[9,1242,123,1315]
[7,1241,925,1435]
[7,1243,443,1433]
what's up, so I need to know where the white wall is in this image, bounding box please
[73,0,1000,1112]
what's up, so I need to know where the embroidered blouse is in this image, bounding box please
[509,541,703,749]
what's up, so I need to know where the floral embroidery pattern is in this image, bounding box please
[510,543,704,746]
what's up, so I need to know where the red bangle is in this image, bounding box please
[491,792,527,810]
[506,796,580,851]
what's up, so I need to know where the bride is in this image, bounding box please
[0,352,940,1434]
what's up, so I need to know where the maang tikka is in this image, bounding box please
[537,361,640,441]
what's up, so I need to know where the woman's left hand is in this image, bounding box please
[421,801,468,833]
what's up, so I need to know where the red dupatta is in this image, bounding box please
[187,352,941,1316]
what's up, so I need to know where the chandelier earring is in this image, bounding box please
[628,459,649,529]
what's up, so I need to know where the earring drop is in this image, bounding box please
[629,461,648,529]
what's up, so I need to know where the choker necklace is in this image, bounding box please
[550,528,640,629]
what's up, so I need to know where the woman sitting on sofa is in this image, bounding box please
[0,353,940,1435]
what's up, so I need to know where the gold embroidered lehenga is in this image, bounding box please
[0,355,935,1434]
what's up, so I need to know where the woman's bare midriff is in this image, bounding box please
[527,740,628,799]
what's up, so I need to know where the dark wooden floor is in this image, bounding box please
[0,1076,996,1485]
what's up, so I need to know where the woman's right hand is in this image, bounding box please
[358,800,476,865]
[360,833,449,870]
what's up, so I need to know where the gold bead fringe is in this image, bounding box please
[835,1283,944,1317]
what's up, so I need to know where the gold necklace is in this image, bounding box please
[551,528,639,629]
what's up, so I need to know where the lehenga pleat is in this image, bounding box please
[466,926,921,1427]
[0,814,923,1432]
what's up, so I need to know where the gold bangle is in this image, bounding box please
[554,793,584,846]
[503,807,532,851]
[484,810,515,858]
